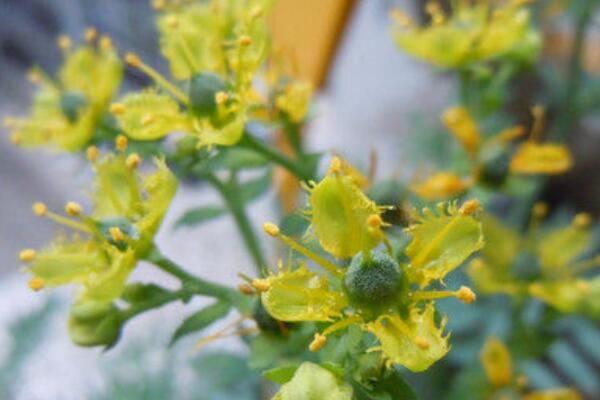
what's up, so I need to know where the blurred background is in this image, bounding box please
[1,0,599,399]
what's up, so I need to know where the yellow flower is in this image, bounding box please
[410,172,470,200]
[481,337,513,387]
[509,142,573,175]
[478,337,582,399]
[276,82,313,123]
[256,175,482,372]
[6,37,122,151]
[113,0,274,149]
[442,106,480,156]
[20,154,177,302]
[391,0,539,68]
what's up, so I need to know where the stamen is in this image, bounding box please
[239,35,252,46]
[215,91,228,106]
[116,134,128,151]
[262,224,342,277]
[86,146,99,162]
[109,227,125,242]
[45,211,90,233]
[328,156,342,175]
[125,52,189,104]
[530,105,546,142]
[28,277,45,291]
[152,0,166,10]
[141,113,155,126]
[126,153,142,169]
[252,278,271,292]
[57,35,72,51]
[411,290,455,302]
[65,201,83,216]
[32,202,48,216]
[573,212,591,229]
[238,283,255,295]
[322,315,362,336]
[85,27,97,43]
[100,35,113,51]
[389,9,413,28]
[19,249,37,262]
[309,333,327,352]
[456,286,476,304]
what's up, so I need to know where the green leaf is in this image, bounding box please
[263,365,300,384]
[170,301,230,345]
[121,283,171,304]
[375,368,418,400]
[272,362,353,400]
[239,169,272,203]
[173,206,226,230]
[209,147,268,170]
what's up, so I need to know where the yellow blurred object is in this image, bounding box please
[269,0,355,86]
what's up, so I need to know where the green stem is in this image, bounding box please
[146,245,241,302]
[551,2,596,140]
[120,289,185,321]
[204,173,267,274]
[239,133,312,181]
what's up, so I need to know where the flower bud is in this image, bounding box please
[188,72,227,118]
[68,300,122,348]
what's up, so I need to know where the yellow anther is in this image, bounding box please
[459,199,481,216]
[125,52,142,67]
[126,153,142,169]
[141,113,155,125]
[328,156,342,175]
[65,201,83,216]
[19,249,37,262]
[28,277,45,292]
[532,202,548,218]
[415,336,430,350]
[57,35,72,50]
[32,202,48,217]
[249,5,263,19]
[263,222,280,237]
[516,374,528,388]
[367,214,383,229]
[252,278,271,292]
[456,286,476,304]
[152,0,165,10]
[389,8,413,28]
[238,283,255,295]
[10,133,21,145]
[469,258,484,271]
[109,226,125,242]
[26,70,41,83]
[576,280,590,293]
[110,103,126,115]
[99,35,113,50]
[239,35,252,46]
[574,212,592,228]
[84,27,97,43]
[309,333,327,352]
[167,15,179,28]
[86,145,99,162]
[116,134,128,151]
[215,91,228,105]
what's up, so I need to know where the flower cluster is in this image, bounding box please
[411,106,573,200]
[252,158,483,372]
[4,30,122,151]
[110,0,312,148]
[19,142,177,345]
[468,206,600,320]
[391,0,540,69]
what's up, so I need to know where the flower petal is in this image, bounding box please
[364,304,449,372]
[261,265,346,322]
[272,362,353,400]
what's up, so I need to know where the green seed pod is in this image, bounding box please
[68,300,122,348]
[60,90,87,122]
[252,298,289,335]
[479,148,510,187]
[344,251,409,318]
[188,72,227,118]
